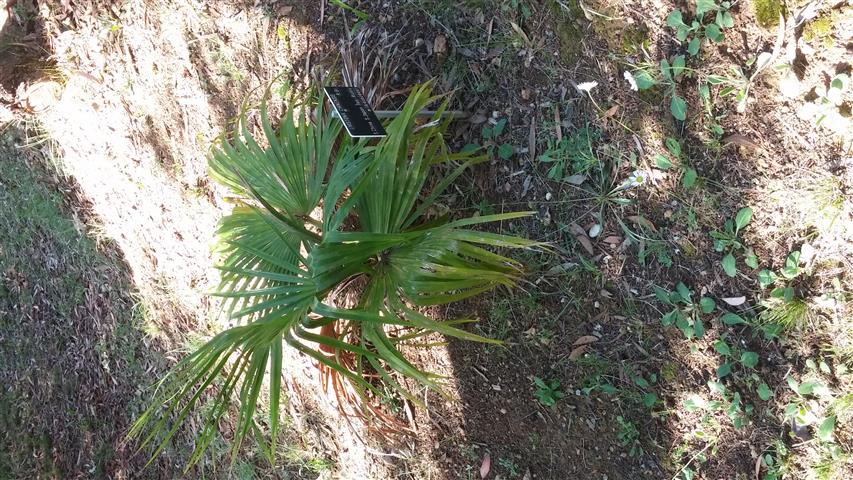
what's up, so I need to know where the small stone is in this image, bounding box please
[433,35,447,55]
[588,224,602,238]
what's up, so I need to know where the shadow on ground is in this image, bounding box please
[388,1,846,478]
[0,126,181,478]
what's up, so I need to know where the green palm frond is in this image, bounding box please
[130,81,540,469]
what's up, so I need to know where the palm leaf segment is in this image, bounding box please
[130,83,537,466]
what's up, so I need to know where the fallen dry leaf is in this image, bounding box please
[722,134,760,149]
[572,335,599,346]
[508,21,532,47]
[564,174,586,185]
[722,296,746,306]
[554,104,562,143]
[754,452,763,480]
[603,235,622,244]
[480,453,491,478]
[569,344,589,360]
[599,105,619,123]
[627,215,658,232]
[570,223,595,256]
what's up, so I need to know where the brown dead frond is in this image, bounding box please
[340,28,404,109]
[317,275,416,441]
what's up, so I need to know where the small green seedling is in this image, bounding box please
[783,376,837,444]
[756,250,812,335]
[653,137,698,188]
[666,0,734,57]
[705,16,784,113]
[713,334,759,384]
[475,118,515,161]
[710,207,756,277]
[758,249,803,296]
[538,124,600,180]
[624,56,690,120]
[758,250,803,297]
[685,380,753,430]
[724,390,752,430]
[616,416,642,456]
[497,457,521,476]
[697,80,726,139]
[759,441,790,480]
[655,282,716,339]
[533,376,565,406]
[626,369,659,408]
[810,73,850,129]
[662,56,689,120]
[706,51,777,113]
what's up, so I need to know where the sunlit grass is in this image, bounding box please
[758,298,815,331]
[768,172,847,236]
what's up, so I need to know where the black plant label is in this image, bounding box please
[324,86,386,138]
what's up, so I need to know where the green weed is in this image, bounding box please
[497,456,521,476]
[653,137,699,189]
[759,440,791,480]
[472,117,515,161]
[710,207,756,277]
[538,124,601,180]
[666,0,734,56]
[654,282,715,340]
[616,416,642,457]
[533,377,565,407]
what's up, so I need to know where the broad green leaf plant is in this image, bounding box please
[710,207,756,277]
[666,0,734,56]
[627,0,735,121]
[129,82,537,467]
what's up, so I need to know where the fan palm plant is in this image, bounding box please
[129,82,538,467]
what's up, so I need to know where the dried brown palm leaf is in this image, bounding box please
[318,319,414,441]
[340,28,403,109]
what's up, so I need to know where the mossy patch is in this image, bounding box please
[752,0,784,28]
[619,24,650,54]
[802,14,836,48]
[548,0,649,62]
[661,362,679,383]
[548,0,585,63]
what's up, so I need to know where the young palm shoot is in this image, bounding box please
[129,82,538,468]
